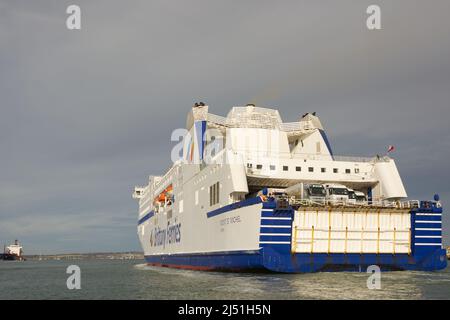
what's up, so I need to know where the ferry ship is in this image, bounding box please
[133,103,447,272]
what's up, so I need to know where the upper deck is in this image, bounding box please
[134,103,408,218]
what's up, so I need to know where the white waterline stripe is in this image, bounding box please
[260,233,291,236]
[415,228,442,231]
[259,241,291,244]
[415,235,442,238]
[416,213,442,216]
[415,220,441,224]
[260,225,292,229]
[414,243,442,246]
[261,217,291,220]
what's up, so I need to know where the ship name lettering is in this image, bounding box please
[151,222,181,248]
[220,215,241,226]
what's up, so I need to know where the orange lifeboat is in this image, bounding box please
[154,184,173,203]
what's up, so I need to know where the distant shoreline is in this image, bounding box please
[22,251,144,261]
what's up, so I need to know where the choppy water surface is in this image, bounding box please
[0,260,449,299]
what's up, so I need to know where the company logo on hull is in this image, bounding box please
[150,220,181,249]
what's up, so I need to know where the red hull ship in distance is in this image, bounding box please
[1,240,25,261]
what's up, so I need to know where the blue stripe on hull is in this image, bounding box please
[260,219,292,226]
[414,216,442,221]
[260,227,292,233]
[414,237,442,243]
[261,211,292,217]
[207,197,262,218]
[259,235,291,242]
[138,211,154,225]
[415,222,441,229]
[414,230,442,236]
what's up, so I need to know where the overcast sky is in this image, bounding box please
[1,0,449,254]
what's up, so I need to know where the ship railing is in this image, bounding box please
[207,113,228,127]
[333,155,390,163]
[207,116,314,132]
[278,122,311,132]
[398,200,420,209]
[288,198,421,209]
[208,114,313,131]
[232,149,390,163]
[152,162,182,195]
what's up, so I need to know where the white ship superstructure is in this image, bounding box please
[133,103,446,272]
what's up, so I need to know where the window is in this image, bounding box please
[247,163,252,168]
[256,164,263,169]
[355,168,360,174]
[308,167,314,172]
[209,182,220,206]
[210,136,216,157]
[321,168,326,173]
[230,192,244,203]
[283,166,288,171]
[296,166,301,172]
[333,168,338,173]
[216,182,220,204]
[345,169,351,174]
[270,165,276,171]
[179,200,184,213]
[308,185,326,196]
[209,186,212,206]
[328,188,349,196]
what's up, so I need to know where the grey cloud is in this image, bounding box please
[1,0,449,253]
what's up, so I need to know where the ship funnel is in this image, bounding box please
[193,101,206,108]
[186,102,208,129]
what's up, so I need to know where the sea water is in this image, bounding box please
[0,260,449,299]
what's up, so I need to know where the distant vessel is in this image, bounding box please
[1,240,25,261]
[133,103,447,272]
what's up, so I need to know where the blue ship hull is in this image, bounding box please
[145,248,447,273]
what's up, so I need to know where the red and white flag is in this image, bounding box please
[387,145,395,153]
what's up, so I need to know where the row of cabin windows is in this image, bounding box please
[248,163,359,174]
[209,182,220,206]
